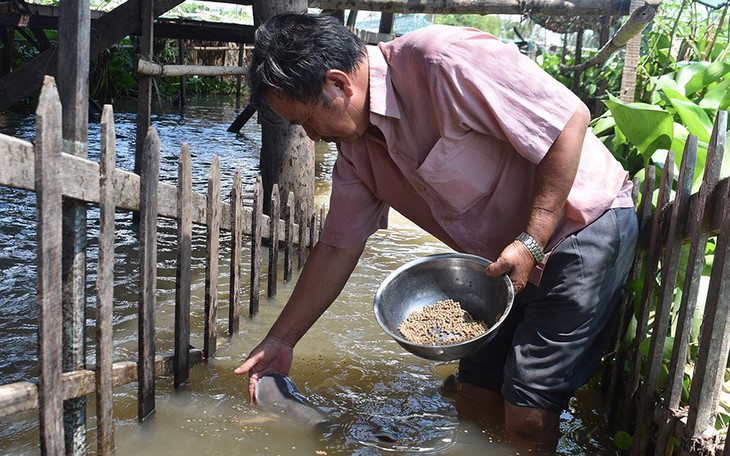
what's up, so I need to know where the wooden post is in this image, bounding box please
[632,140,697,455]
[138,127,160,421]
[229,169,243,334]
[378,12,395,34]
[284,191,294,282]
[36,75,65,456]
[619,0,644,102]
[174,144,192,387]
[204,156,221,359]
[250,176,263,316]
[58,0,90,450]
[268,184,280,298]
[253,0,315,217]
[96,105,116,455]
[135,0,154,179]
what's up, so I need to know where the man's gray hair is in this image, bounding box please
[247,13,367,106]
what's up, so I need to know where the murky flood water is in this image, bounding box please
[0,96,614,455]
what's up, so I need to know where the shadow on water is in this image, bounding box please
[0,96,616,455]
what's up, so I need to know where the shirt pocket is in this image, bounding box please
[416,134,501,214]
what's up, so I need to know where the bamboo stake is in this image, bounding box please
[284,191,294,282]
[136,58,247,77]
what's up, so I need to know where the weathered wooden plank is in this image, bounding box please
[607,175,648,427]
[229,169,243,335]
[138,127,160,421]
[632,140,697,455]
[95,105,116,455]
[617,164,657,431]
[250,176,263,317]
[204,156,221,359]
[683,113,730,448]
[311,0,632,15]
[35,75,65,456]
[267,184,280,298]
[284,192,294,282]
[174,144,192,388]
[0,350,204,418]
[655,113,727,453]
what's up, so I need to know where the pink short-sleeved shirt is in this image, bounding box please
[320,25,633,282]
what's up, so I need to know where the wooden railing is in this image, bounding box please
[0,76,323,454]
[605,111,729,455]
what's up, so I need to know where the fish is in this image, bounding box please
[253,373,329,428]
[253,373,402,445]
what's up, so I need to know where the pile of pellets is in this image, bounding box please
[398,298,489,345]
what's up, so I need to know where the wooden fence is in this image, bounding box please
[0,76,323,454]
[605,110,729,455]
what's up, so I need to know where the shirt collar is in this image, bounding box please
[367,45,401,119]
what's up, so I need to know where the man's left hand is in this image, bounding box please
[485,240,536,294]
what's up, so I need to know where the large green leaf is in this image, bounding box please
[699,77,730,112]
[674,62,711,96]
[685,62,730,95]
[604,94,674,162]
[662,89,713,142]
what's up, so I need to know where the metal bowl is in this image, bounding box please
[373,253,514,361]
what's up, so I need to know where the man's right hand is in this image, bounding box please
[234,336,294,401]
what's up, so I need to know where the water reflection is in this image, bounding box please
[0,96,613,455]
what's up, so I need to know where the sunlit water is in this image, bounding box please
[0,96,615,455]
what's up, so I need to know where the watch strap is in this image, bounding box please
[516,232,545,263]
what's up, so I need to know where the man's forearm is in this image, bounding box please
[266,240,365,347]
[526,103,590,249]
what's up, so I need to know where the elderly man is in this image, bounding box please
[234,12,638,446]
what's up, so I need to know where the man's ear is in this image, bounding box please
[324,69,354,98]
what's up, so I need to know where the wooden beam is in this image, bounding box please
[136,58,248,77]
[0,350,204,419]
[311,0,632,15]
[0,0,184,111]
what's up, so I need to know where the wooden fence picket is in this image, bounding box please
[96,104,116,455]
[204,156,221,359]
[138,126,160,421]
[174,144,192,387]
[268,184,280,298]
[35,75,65,456]
[229,169,243,335]
[250,176,263,316]
[284,191,294,282]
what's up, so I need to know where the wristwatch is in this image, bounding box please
[516,232,545,263]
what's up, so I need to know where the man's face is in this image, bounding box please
[266,90,363,144]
